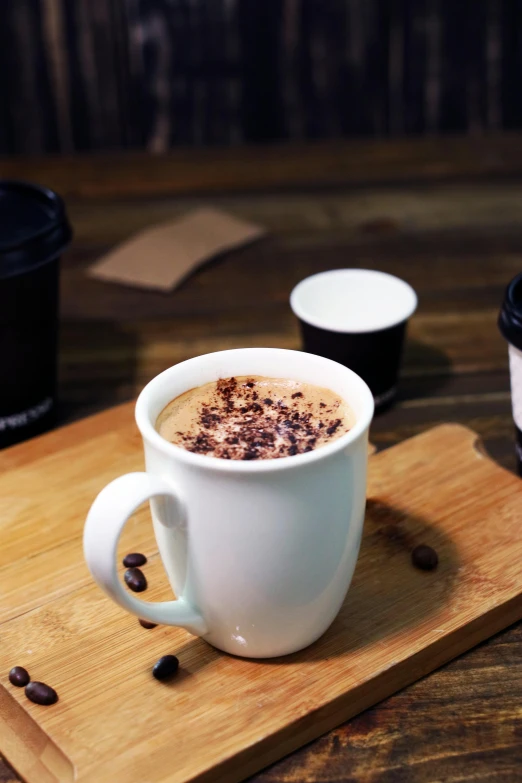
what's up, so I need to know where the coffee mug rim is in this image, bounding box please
[290,268,418,334]
[135,348,374,473]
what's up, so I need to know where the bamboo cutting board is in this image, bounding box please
[1,409,522,783]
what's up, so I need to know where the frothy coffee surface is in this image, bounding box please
[156,376,353,460]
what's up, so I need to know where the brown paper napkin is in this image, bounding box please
[88,208,266,291]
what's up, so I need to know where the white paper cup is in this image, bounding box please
[290,269,417,411]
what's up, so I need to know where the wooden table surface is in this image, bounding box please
[2,136,522,782]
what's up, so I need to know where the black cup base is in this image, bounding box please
[0,254,60,449]
[372,385,397,414]
[299,319,406,414]
[0,396,57,450]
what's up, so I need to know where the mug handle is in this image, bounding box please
[83,472,208,636]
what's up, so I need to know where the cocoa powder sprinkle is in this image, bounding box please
[158,376,352,460]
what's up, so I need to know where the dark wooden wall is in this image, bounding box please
[1,0,521,155]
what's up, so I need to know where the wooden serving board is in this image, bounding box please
[1,408,522,783]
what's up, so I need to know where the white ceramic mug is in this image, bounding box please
[83,348,374,658]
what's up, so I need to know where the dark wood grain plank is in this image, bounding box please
[0,1,514,153]
[5,134,522,198]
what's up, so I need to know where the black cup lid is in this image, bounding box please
[499,272,522,350]
[0,180,72,279]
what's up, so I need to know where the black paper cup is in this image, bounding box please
[290,269,417,412]
[498,272,522,475]
[0,180,72,448]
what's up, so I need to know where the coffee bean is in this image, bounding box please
[412,544,439,571]
[139,619,157,629]
[25,681,58,705]
[152,655,179,681]
[124,567,147,592]
[9,666,30,687]
[123,552,147,568]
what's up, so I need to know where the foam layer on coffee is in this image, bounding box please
[156,376,353,460]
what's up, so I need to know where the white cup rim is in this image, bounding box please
[290,268,418,334]
[135,348,374,473]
